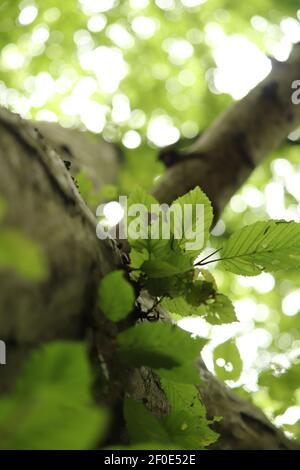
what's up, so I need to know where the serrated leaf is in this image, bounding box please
[160,379,205,416]
[127,187,158,211]
[160,277,214,318]
[220,220,300,276]
[124,395,218,450]
[162,293,236,325]
[157,361,201,384]
[124,398,170,445]
[213,340,242,381]
[170,187,213,256]
[0,342,107,450]
[145,274,189,298]
[163,410,218,449]
[185,280,215,306]
[116,322,206,376]
[162,296,196,317]
[141,255,191,278]
[197,268,217,290]
[133,237,193,278]
[98,270,135,322]
[204,294,237,325]
[128,188,213,276]
[130,247,149,270]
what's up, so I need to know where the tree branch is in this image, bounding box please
[0,106,121,392]
[153,44,300,218]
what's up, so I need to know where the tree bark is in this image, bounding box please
[1,45,300,450]
[153,43,300,217]
[0,106,121,389]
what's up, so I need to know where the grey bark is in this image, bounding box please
[1,45,300,450]
[0,106,121,390]
[197,361,298,449]
[153,43,300,218]
[35,121,120,193]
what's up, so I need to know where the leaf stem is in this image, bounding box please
[195,248,221,266]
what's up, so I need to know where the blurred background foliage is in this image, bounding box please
[1,0,300,446]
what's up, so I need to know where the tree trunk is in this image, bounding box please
[0,106,121,389]
[1,45,300,450]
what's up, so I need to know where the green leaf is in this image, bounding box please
[14,342,92,400]
[128,187,213,278]
[145,273,189,298]
[163,410,217,449]
[124,383,218,450]
[0,229,48,281]
[204,294,237,325]
[170,187,213,256]
[213,340,242,381]
[132,237,193,279]
[141,256,191,278]
[161,296,196,317]
[117,322,206,381]
[130,247,149,269]
[161,378,219,444]
[159,277,214,318]
[185,280,215,306]
[157,361,202,385]
[161,379,206,417]
[124,398,171,445]
[98,270,135,322]
[220,220,300,276]
[258,364,300,405]
[162,293,236,325]
[0,342,107,450]
[127,187,158,211]
[197,268,217,289]
[126,188,158,243]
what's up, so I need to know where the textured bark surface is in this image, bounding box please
[35,121,120,192]
[0,107,121,345]
[153,44,300,217]
[0,107,121,390]
[1,46,300,451]
[197,361,299,450]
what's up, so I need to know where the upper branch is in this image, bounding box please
[153,43,300,218]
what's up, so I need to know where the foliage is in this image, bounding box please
[4,178,300,448]
[126,186,236,326]
[213,340,243,381]
[117,322,206,383]
[98,269,135,321]
[0,342,107,450]
[220,220,300,275]
[123,394,217,450]
[98,184,300,448]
